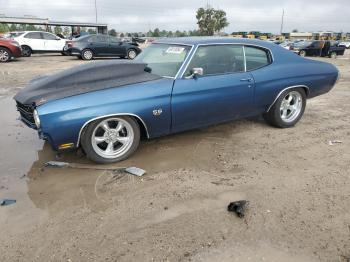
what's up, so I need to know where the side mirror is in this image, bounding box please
[186,67,204,79]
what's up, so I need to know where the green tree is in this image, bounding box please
[87,28,96,34]
[292,29,298,33]
[153,28,160,37]
[108,29,117,36]
[10,24,17,31]
[0,23,9,33]
[196,6,229,36]
[120,32,125,37]
[54,26,62,35]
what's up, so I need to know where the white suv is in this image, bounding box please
[10,31,66,57]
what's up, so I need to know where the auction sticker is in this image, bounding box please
[166,47,185,54]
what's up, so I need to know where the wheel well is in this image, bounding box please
[267,85,309,112]
[0,46,11,53]
[77,114,149,147]
[21,45,32,50]
[133,117,148,139]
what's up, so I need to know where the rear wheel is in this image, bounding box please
[264,88,306,128]
[21,45,32,57]
[81,116,140,163]
[299,50,306,57]
[81,49,94,60]
[330,52,337,59]
[0,47,11,62]
[127,49,137,59]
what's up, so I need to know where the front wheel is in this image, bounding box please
[264,88,306,128]
[21,45,32,57]
[127,49,137,59]
[330,52,337,59]
[299,50,306,57]
[0,47,11,62]
[81,116,140,163]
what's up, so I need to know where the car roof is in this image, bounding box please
[154,37,275,48]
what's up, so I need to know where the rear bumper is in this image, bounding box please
[67,48,81,56]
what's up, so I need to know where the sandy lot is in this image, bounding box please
[0,52,349,262]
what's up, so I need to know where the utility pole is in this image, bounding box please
[94,0,98,23]
[280,9,285,35]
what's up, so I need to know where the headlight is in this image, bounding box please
[11,41,20,47]
[33,109,41,128]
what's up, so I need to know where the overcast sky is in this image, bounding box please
[1,0,349,33]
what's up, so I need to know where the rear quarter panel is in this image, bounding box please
[252,46,338,112]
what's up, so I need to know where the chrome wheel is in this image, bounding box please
[0,49,10,62]
[128,49,137,59]
[280,91,303,123]
[299,50,306,57]
[83,50,93,60]
[91,118,134,159]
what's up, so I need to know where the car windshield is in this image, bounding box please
[135,43,191,77]
[294,41,312,47]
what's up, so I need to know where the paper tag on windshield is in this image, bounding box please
[166,47,185,54]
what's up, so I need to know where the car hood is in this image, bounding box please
[14,60,161,106]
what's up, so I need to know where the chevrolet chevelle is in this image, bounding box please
[14,38,339,163]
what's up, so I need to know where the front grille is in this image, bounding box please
[16,101,35,126]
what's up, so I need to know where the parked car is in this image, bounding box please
[339,41,350,49]
[0,38,22,62]
[14,38,339,163]
[64,34,141,60]
[293,40,345,58]
[9,31,66,57]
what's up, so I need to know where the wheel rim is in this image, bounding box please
[22,47,30,56]
[300,51,305,57]
[91,118,134,159]
[0,50,9,62]
[84,50,93,60]
[280,91,303,123]
[128,50,136,59]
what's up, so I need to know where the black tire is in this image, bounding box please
[330,52,337,59]
[81,49,94,60]
[127,49,137,59]
[299,50,306,57]
[263,87,306,128]
[81,116,140,164]
[21,45,32,57]
[0,47,12,62]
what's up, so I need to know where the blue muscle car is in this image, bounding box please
[14,38,339,163]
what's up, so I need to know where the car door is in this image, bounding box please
[22,32,44,51]
[41,32,64,51]
[88,35,109,56]
[109,37,126,56]
[171,44,255,133]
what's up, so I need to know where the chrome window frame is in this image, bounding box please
[178,43,274,79]
[141,42,195,79]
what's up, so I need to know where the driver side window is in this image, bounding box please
[184,45,245,77]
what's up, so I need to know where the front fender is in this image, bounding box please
[37,78,174,150]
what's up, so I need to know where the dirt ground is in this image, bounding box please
[0,52,349,262]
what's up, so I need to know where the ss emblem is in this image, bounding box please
[152,109,162,116]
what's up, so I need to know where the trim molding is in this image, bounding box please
[266,85,310,112]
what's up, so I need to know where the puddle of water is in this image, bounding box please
[0,95,252,234]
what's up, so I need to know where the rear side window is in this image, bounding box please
[185,45,245,76]
[244,46,271,71]
[42,33,57,40]
[88,35,108,43]
[24,32,42,39]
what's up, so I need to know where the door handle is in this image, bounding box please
[240,78,253,82]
